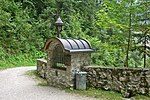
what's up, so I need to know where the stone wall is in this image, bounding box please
[37,59,47,78]
[82,66,150,97]
[45,68,72,88]
[37,59,72,88]
[71,53,91,74]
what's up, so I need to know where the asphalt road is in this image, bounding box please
[0,66,97,100]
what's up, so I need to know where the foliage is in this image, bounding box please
[0,48,46,69]
[86,36,124,67]
[96,0,150,67]
[0,53,34,69]
[0,0,149,68]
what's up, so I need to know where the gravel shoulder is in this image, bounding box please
[0,66,97,100]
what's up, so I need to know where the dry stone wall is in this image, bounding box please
[37,59,72,88]
[45,68,72,88]
[82,66,150,97]
[37,59,47,78]
[71,53,91,74]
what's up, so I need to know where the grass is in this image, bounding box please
[66,88,150,100]
[135,94,150,100]
[0,54,36,69]
[66,88,122,100]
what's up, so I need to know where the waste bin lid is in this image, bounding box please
[76,72,87,74]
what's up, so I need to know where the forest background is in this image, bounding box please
[0,0,149,68]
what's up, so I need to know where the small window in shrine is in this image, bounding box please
[52,44,66,70]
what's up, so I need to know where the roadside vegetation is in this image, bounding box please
[0,49,46,69]
[0,54,35,69]
[0,0,149,69]
[66,88,150,100]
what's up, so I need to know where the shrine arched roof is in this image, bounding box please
[43,37,95,53]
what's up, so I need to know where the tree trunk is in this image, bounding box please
[125,6,132,67]
[144,0,148,68]
[144,32,146,68]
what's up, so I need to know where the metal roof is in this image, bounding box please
[43,37,95,53]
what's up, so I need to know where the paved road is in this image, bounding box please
[0,67,97,100]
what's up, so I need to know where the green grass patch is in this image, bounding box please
[66,88,150,100]
[0,54,36,69]
[66,88,122,100]
[135,94,150,100]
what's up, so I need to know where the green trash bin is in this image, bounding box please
[75,72,87,90]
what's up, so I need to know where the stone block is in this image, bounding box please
[119,77,127,82]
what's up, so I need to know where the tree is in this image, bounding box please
[96,0,149,67]
[0,1,33,54]
[133,0,150,67]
